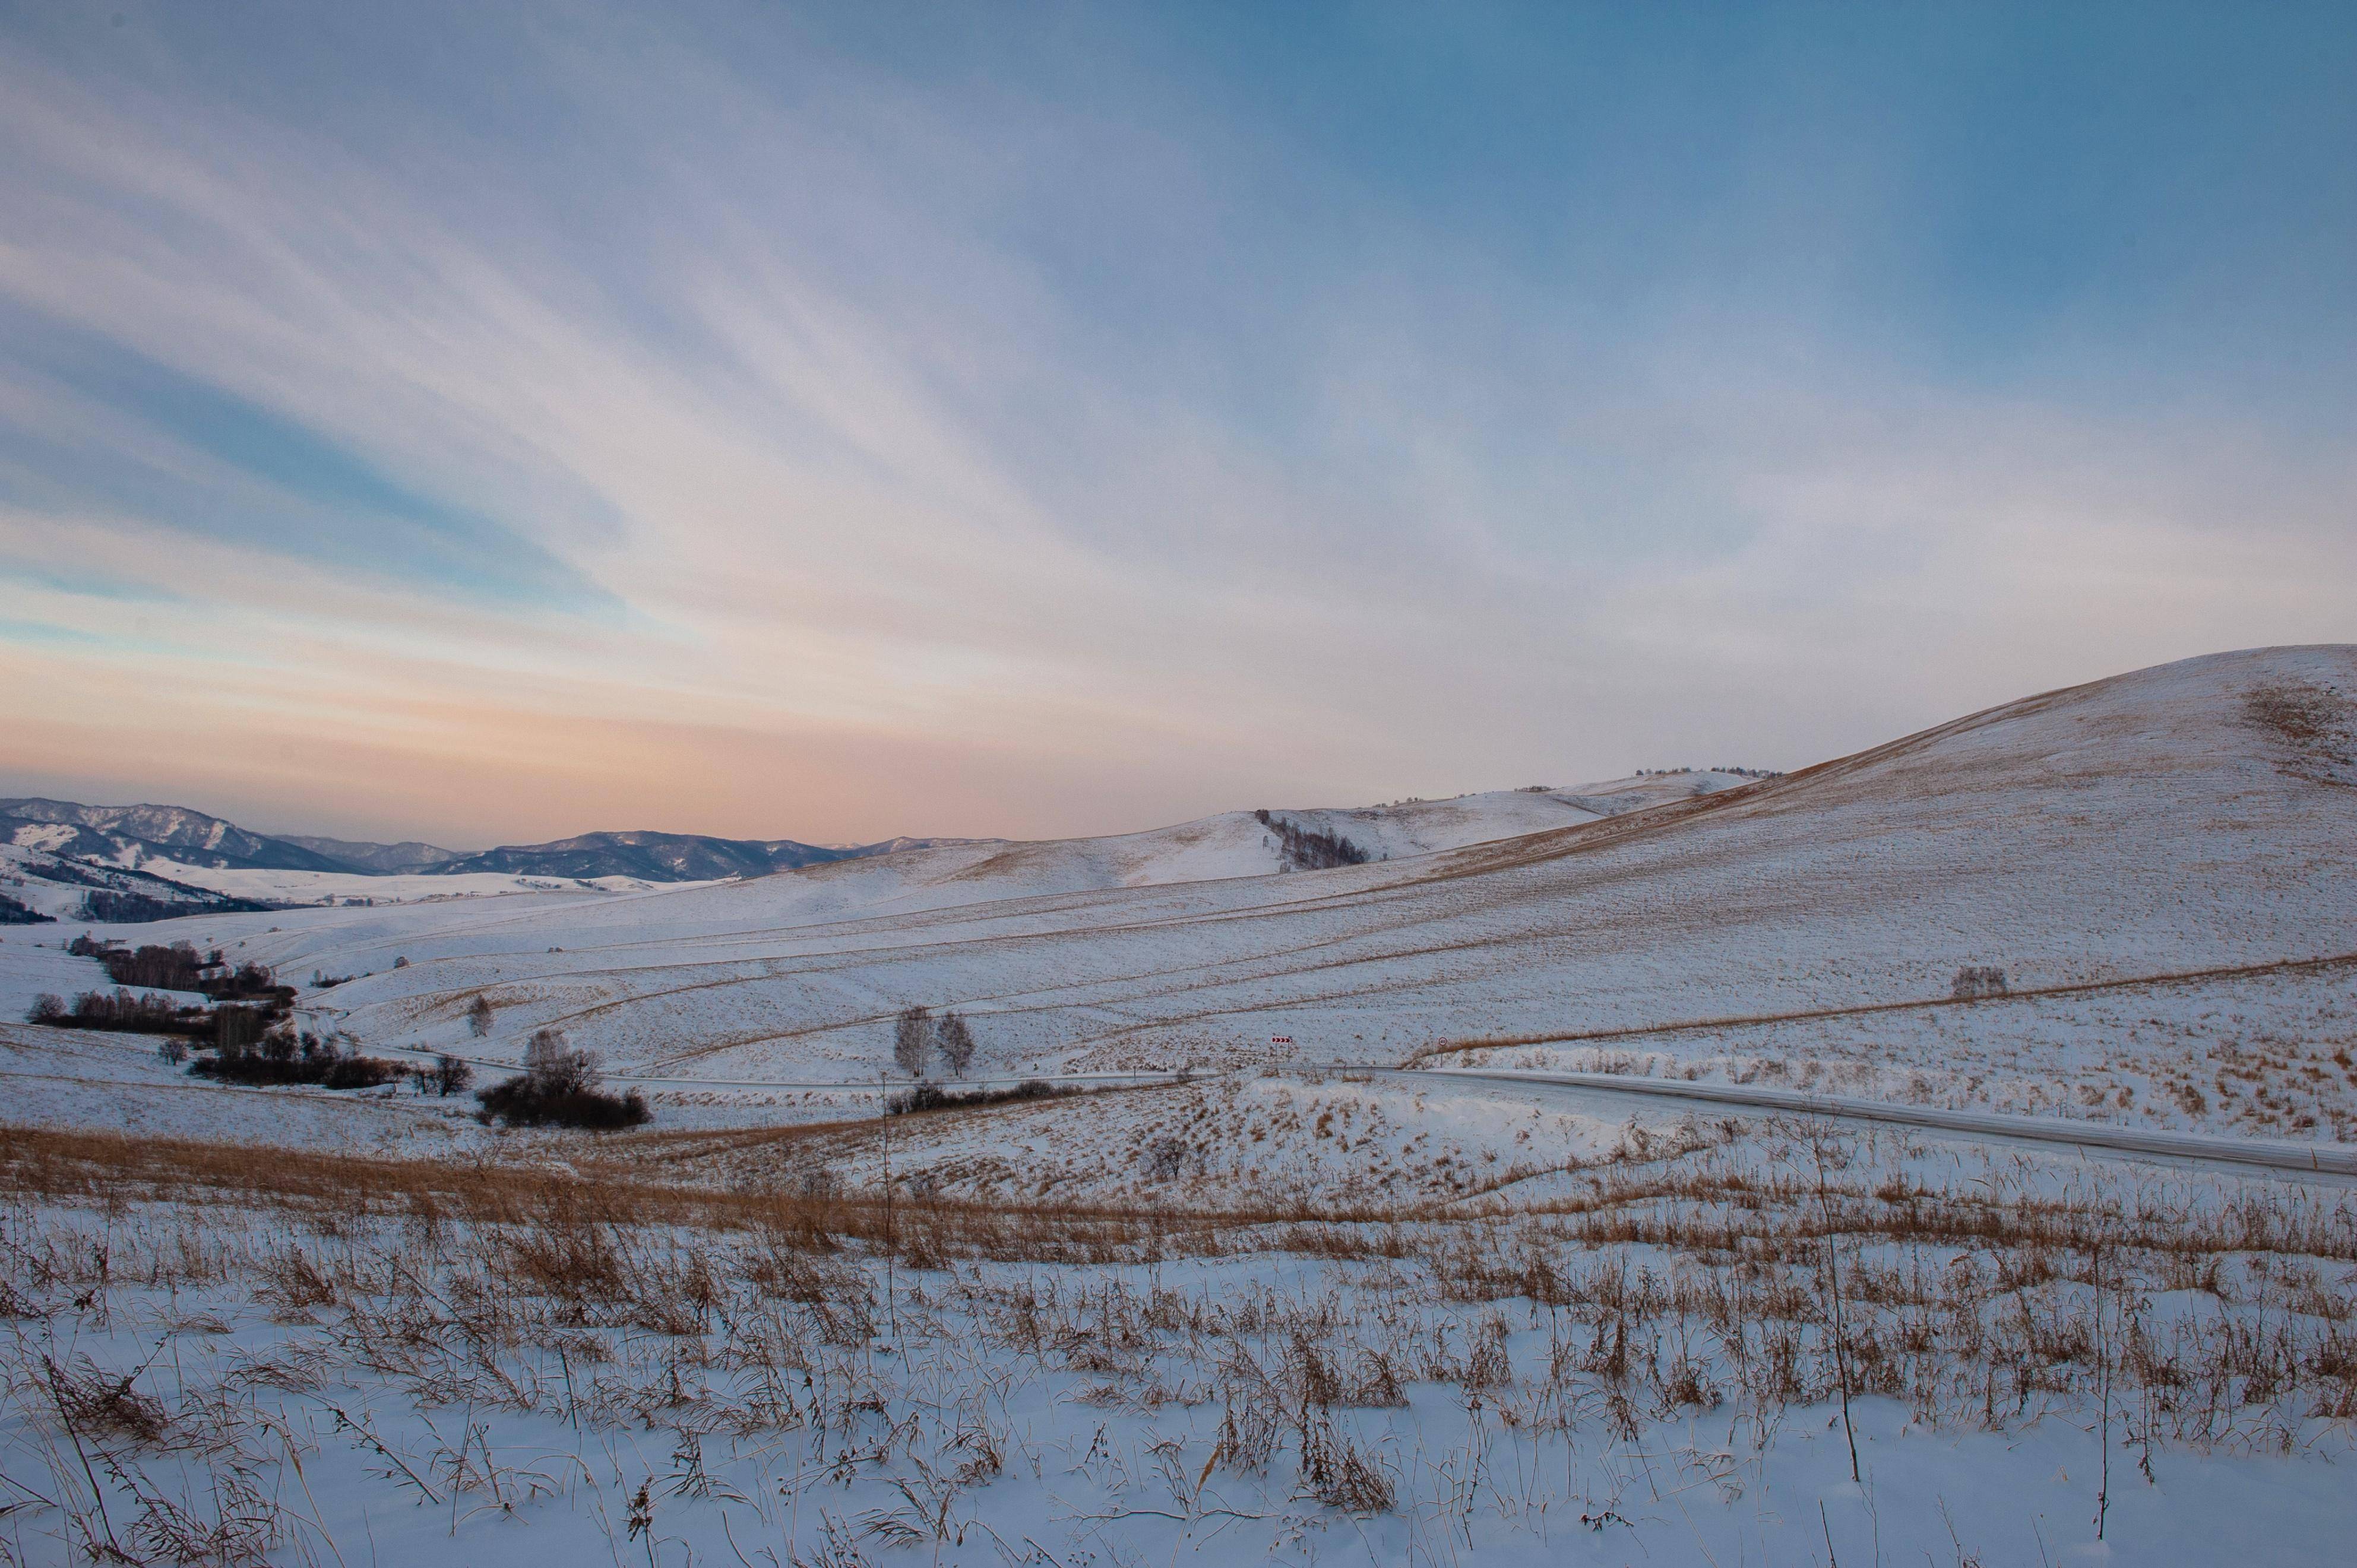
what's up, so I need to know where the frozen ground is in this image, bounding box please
[599,1070,1726,1210]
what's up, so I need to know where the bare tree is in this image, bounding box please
[893,1005,932,1079]
[467,994,493,1037]
[523,1027,599,1095]
[936,1011,976,1078]
[431,1053,475,1097]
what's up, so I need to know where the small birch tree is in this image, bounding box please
[937,1011,976,1078]
[893,1005,932,1079]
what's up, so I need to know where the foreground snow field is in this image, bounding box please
[4,1116,2352,1567]
[4,647,2355,1564]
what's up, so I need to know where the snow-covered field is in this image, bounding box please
[1440,956,2357,1141]
[4,1111,2352,1566]
[50,645,2339,1143]
[5,645,2356,1564]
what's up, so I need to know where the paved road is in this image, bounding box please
[1396,1066,2357,1177]
[288,1023,2357,1178]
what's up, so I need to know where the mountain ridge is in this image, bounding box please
[273,834,465,874]
[0,797,954,883]
[434,829,877,881]
[0,799,350,873]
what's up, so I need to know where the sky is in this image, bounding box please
[1,1,2352,849]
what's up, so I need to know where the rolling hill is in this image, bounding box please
[148,646,2350,1146]
[271,834,465,873]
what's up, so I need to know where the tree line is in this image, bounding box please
[1254,809,1372,871]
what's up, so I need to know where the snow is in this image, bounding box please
[0,1020,492,1156]
[5,646,2356,1563]
[5,822,81,857]
[4,1149,2351,1567]
[0,934,112,1016]
[137,860,722,905]
[1437,955,2357,1141]
[101,647,2343,1149]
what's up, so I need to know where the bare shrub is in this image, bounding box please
[524,1028,596,1093]
[194,1026,405,1089]
[477,1030,648,1129]
[1254,809,1372,871]
[42,1352,170,1446]
[1951,966,2008,1000]
[887,1079,1072,1116]
[1143,1136,1192,1181]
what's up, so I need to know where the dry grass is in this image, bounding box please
[4,1116,2354,1561]
[0,1124,1403,1267]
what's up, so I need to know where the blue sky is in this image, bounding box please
[1,2,2351,845]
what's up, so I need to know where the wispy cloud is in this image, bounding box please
[1,4,2350,845]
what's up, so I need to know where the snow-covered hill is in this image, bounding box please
[0,841,271,923]
[97,647,2340,1146]
[271,833,465,872]
[432,829,880,879]
[1,798,349,872]
[127,784,1640,919]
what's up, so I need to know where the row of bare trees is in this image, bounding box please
[893,1005,977,1079]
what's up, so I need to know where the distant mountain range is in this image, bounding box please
[0,799,352,873]
[0,797,958,883]
[272,834,466,873]
[435,830,885,881]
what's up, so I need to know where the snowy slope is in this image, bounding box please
[109,788,1616,917]
[18,647,2342,1137]
[0,797,348,870]
[136,859,714,905]
[0,841,267,920]
[116,647,2343,1148]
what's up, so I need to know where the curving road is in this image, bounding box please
[1396,1065,2357,1177]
